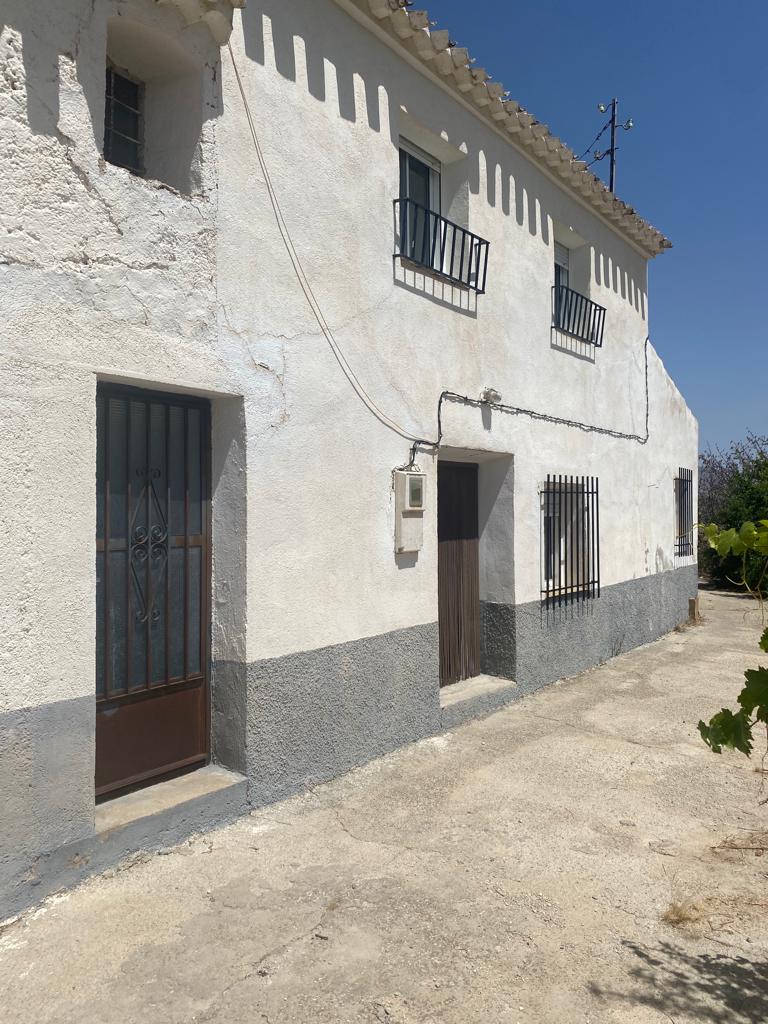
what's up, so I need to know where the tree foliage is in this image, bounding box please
[699,434,768,589]
[698,520,768,757]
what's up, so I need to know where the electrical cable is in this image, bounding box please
[397,337,650,471]
[226,42,420,442]
[227,42,651,475]
[576,119,611,163]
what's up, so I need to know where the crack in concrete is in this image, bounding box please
[194,908,332,1022]
[514,706,700,755]
[328,804,446,858]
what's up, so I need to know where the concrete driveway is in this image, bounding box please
[1,590,767,1023]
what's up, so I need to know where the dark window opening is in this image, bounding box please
[541,474,600,607]
[554,241,570,291]
[399,142,440,212]
[675,468,694,557]
[104,65,144,175]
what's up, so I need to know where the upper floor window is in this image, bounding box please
[101,15,212,194]
[395,139,489,293]
[554,241,570,291]
[399,140,441,212]
[552,240,606,347]
[104,65,144,176]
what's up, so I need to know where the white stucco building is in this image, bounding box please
[1,0,697,915]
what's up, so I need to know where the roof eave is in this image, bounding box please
[337,0,672,258]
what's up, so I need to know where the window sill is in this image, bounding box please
[395,256,471,292]
[541,588,600,609]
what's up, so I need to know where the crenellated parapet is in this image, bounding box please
[353,0,670,257]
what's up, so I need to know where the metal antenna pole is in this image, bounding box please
[609,97,617,192]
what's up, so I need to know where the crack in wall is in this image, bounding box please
[220,303,291,428]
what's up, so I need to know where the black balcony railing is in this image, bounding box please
[394,197,490,294]
[552,284,606,346]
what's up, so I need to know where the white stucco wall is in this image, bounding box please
[1,0,697,786]
[217,0,697,657]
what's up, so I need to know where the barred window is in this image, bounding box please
[104,65,143,175]
[675,468,694,557]
[541,475,600,607]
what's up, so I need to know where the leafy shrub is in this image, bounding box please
[699,434,768,589]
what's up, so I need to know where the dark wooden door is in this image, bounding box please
[438,462,480,686]
[95,385,210,797]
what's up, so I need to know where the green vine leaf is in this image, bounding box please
[698,709,753,755]
[760,627,768,654]
[738,667,768,719]
[740,521,758,544]
[716,529,737,557]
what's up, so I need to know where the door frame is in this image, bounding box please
[437,459,481,687]
[95,382,213,799]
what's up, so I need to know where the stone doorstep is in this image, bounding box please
[95,764,245,837]
[440,673,518,731]
[4,765,248,924]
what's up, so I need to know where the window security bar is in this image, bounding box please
[541,474,601,608]
[675,467,694,557]
[394,197,490,294]
[104,66,144,176]
[552,284,606,346]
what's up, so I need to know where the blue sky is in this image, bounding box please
[431,0,767,450]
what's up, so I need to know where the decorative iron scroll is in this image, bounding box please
[129,469,168,624]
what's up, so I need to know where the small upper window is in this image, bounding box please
[104,65,144,176]
[552,240,606,346]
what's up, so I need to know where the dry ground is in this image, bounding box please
[1,591,767,1023]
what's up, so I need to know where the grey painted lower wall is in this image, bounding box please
[0,695,95,901]
[2,771,247,922]
[2,568,696,920]
[482,564,698,692]
[245,622,441,806]
[480,601,516,678]
[211,660,247,775]
[243,567,696,805]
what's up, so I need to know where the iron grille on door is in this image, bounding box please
[96,390,208,697]
[541,475,600,607]
[675,468,694,557]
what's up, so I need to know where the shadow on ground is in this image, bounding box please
[590,939,768,1023]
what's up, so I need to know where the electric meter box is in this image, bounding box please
[394,470,426,553]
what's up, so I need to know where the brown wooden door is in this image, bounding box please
[95,385,210,798]
[438,461,480,686]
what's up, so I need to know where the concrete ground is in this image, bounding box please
[2,591,768,1024]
